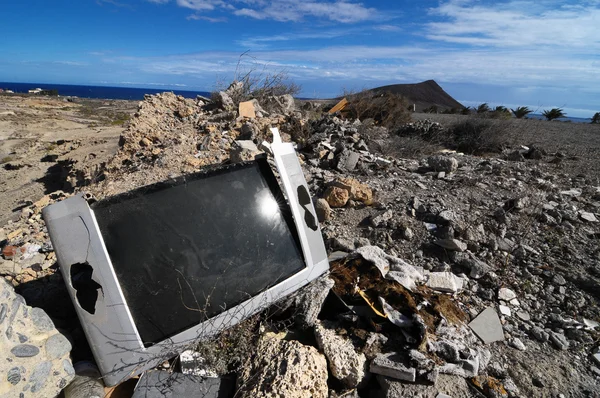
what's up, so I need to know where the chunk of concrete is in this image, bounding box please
[370,352,416,382]
[468,307,505,344]
[238,100,256,118]
[435,239,467,252]
[426,272,463,293]
[498,288,517,301]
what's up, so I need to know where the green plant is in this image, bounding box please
[1,156,14,164]
[423,105,438,114]
[511,106,533,119]
[542,108,566,121]
[446,118,506,154]
[477,103,491,114]
[461,107,472,115]
[591,112,600,124]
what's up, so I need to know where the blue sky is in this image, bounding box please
[1,0,599,117]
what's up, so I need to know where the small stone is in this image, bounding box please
[434,238,467,252]
[11,344,40,357]
[428,155,458,173]
[139,137,152,147]
[31,307,55,332]
[371,210,393,227]
[516,311,531,321]
[498,305,511,317]
[580,212,598,222]
[29,361,52,393]
[45,333,72,360]
[509,338,526,351]
[592,352,600,367]
[552,274,567,286]
[370,352,416,382]
[469,307,505,344]
[7,367,21,385]
[498,288,517,301]
[336,149,360,172]
[315,198,332,222]
[63,359,75,376]
[549,332,569,350]
[426,272,463,293]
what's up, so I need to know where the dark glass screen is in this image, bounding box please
[92,161,305,346]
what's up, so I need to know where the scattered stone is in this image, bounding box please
[428,155,458,173]
[315,198,332,222]
[549,332,570,350]
[469,307,505,344]
[324,186,349,208]
[434,239,467,252]
[498,305,511,317]
[371,210,393,227]
[370,352,416,382]
[337,149,360,172]
[426,272,464,293]
[498,288,517,302]
[509,338,526,351]
[580,211,598,222]
[230,140,261,163]
[516,311,531,322]
[314,321,368,388]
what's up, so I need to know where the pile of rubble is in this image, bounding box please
[1,84,599,397]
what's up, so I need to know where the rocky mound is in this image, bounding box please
[370,80,464,112]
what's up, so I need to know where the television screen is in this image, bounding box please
[91,160,305,346]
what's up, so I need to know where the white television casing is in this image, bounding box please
[42,129,329,386]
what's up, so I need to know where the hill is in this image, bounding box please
[369,79,464,112]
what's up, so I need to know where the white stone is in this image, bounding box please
[434,239,467,252]
[583,319,599,329]
[560,188,582,197]
[426,272,463,293]
[498,288,517,301]
[499,305,512,317]
[592,352,600,366]
[468,307,505,344]
[370,353,416,382]
[580,211,598,222]
[509,338,527,351]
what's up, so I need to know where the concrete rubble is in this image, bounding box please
[1,85,600,397]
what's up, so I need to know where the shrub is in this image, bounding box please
[445,118,506,154]
[542,108,566,121]
[591,112,600,124]
[511,106,533,119]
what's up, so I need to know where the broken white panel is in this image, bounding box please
[426,272,463,294]
[468,307,505,345]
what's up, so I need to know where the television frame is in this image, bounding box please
[42,129,329,386]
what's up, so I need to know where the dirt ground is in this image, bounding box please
[0,95,136,224]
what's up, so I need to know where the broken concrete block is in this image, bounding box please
[238,100,256,118]
[426,272,463,293]
[468,307,505,344]
[370,352,416,382]
[314,321,368,388]
[434,239,467,252]
[336,149,360,172]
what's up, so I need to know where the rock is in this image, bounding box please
[336,149,360,172]
[560,188,582,197]
[314,321,367,388]
[323,186,349,208]
[552,274,566,286]
[580,211,598,222]
[461,258,491,279]
[428,155,458,173]
[498,305,511,317]
[468,307,505,344]
[214,90,234,111]
[434,239,467,252]
[237,333,328,398]
[498,288,517,301]
[288,275,334,329]
[509,338,526,351]
[371,210,393,227]
[314,198,332,222]
[549,332,570,350]
[0,278,74,398]
[230,140,261,163]
[426,272,464,293]
[370,352,416,382]
[328,177,373,205]
[592,352,600,366]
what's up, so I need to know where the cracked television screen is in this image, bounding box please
[91,159,305,346]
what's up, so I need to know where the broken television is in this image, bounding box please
[43,133,328,386]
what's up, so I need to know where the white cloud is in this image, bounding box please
[427,0,600,50]
[150,0,378,23]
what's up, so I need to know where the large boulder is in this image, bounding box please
[0,278,74,397]
[237,333,328,398]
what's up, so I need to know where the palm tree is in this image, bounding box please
[592,112,600,124]
[477,103,490,114]
[542,108,566,121]
[511,106,533,119]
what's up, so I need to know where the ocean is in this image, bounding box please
[0,82,211,101]
[526,113,591,124]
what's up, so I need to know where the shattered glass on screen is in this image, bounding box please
[92,161,305,346]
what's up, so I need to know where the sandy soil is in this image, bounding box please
[0,95,136,224]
